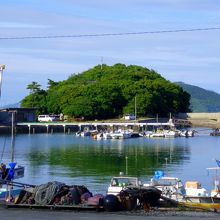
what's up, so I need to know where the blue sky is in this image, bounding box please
[1,0,220,106]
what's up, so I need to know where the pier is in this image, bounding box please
[16,121,175,134]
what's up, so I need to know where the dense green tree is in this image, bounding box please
[26,81,41,94]
[21,89,47,114]
[21,82,47,114]
[47,79,59,89]
[21,64,191,119]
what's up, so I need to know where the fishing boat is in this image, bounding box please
[110,129,132,139]
[107,175,142,195]
[146,169,220,212]
[178,166,220,211]
[163,130,179,138]
[106,173,162,211]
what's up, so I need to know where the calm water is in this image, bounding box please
[1,129,220,194]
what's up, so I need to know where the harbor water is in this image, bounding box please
[0,128,220,194]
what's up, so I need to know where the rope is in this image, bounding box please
[33,181,65,205]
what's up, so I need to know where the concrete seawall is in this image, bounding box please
[178,113,220,121]
[177,112,220,128]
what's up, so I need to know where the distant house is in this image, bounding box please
[0,108,37,125]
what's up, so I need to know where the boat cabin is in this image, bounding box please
[107,176,142,195]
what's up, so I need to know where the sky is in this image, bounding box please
[1,0,220,106]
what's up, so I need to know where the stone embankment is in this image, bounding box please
[177,113,220,128]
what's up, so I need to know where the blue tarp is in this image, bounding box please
[153,170,164,180]
[6,162,16,181]
[216,159,220,167]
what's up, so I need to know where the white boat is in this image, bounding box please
[179,130,196,137]
[145,170,220,212]
[110,129,132,139]
[75,131,81,136]
[150,128,180,138]
[103,132,112,139]
[144,173,185,200]
[163,130,179,138]
[187,130,196,137]
[150,129,165,138]
[141,131,153,138]
[93,132,112,140]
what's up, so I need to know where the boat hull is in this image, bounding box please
[178,196,220,211]
[0,188,21,200]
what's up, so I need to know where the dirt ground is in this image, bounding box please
[0,207,220,220]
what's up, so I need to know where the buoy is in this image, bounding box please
[103,194,122,211]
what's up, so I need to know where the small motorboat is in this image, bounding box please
[107,175,142,196]
[147,169,220,212]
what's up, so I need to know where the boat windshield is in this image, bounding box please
[111,177,138,186]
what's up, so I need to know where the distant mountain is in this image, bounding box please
[175,82,220,112]
[1,102,20,108]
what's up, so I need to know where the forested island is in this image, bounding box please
[21,64,190,120]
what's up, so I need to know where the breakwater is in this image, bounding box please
[177,113,220,128]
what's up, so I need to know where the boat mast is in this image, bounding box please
[10,111,15,162]
[0,65,16,163]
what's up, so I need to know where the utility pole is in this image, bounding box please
[0,64,5,98]
[134,96,137,120]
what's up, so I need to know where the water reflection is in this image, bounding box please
[3,133,220,193]
[26,137,190,177]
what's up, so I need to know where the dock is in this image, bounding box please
[16,121,175,134]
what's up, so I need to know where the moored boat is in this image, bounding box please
[107,175,142,196]
[146,169,220,212]
[110,129,132,139]
[107,174,162,211]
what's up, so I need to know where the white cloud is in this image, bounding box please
[0,22,50,29]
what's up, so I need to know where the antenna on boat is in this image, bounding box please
[125,156,128,175]
[9,110,16,162]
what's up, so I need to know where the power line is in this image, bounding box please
[0,27,220,40]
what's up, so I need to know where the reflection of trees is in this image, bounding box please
[28,139,190,177]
